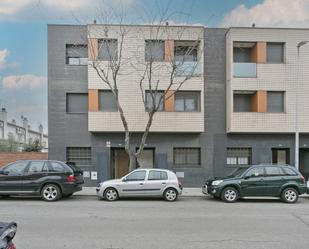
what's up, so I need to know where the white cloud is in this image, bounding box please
[221,0,309,28]
[0,49,9,69]
[2,75,46,90]
[0,0,136,19]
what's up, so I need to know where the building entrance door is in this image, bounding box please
[137,149,154,168]
[300,148,309,179]
[272,148,290,165]
[112,149,129,179]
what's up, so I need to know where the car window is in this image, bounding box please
[49,162,66,172]
[283,167,297,176]
[265,167,285,176]
[148,170,168,180]
[28,161,49,173]
[125,170,146,181]
[4,161,28,175]
[245,167,264,177]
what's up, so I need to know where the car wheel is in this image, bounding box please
[164,188,178,202]
[281,187,298,203]
[221,187,239,203]
[41,184,62,202]
[104,188,118,201]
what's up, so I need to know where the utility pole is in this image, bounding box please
[295,41,307,170]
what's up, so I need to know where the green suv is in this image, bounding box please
[202,165,307,203]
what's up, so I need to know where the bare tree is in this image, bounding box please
[61,1,203,171]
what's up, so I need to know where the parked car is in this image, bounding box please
[0,222,17,249]
[0,160,84,201]
[202,164,307,203]
[96,169,182,202]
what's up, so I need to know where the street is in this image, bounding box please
[1,196,309,249]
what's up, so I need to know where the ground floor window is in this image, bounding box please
[66,147,92,168]
[227,147,252,166]
[173,148,201,166]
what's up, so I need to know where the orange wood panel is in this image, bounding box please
[88,89,99,111]
[165,40,174,61]
[256,42,267,63]
[165,90,175,112]
[88,38,98,60]
[251,91,267,112]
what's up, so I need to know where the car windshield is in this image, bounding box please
[228,167,248,177]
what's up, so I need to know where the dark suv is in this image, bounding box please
[0,160,84,201]
[202,165,307,203]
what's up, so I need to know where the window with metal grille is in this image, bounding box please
[66,147,92,168]
[173,148,201,166]
[66,44,88,65]
[98,39,118,61]
[145,40,165,61]
[226,148,252,166]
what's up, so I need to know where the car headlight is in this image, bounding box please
[212,180,223,186]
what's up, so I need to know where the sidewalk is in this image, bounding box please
[75,187,309,198]
[76,187,204,197]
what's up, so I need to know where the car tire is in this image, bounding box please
[164,188,178,202]
[104,188,119,201]
[41,184,62,202]
[281,187,298,203]
[221,187,239,203]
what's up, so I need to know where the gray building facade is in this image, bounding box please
[48,25,309,187]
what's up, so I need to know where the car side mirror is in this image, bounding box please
[244,175,250,180]
[122,178,127,182]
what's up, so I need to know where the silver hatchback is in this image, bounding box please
[96,169,182,201]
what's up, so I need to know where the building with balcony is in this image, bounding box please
[48,24,309,186]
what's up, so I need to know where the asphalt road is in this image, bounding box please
[1,196,309,249]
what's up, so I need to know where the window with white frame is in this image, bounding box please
[98,39,118,61]
[145,40,165,61]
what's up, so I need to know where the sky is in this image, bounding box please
[0,0,309,134]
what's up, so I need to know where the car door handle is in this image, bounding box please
[139,183,144,185]
[162,182,166,185]
[259,179,264,181]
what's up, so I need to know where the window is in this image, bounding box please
[233,92,255,112]
[174,41,199,62]
[66,44,88,65]
[174,148,201,166]
[265,166,285,176]
[267,43,284,63]
[66,93,88,114]
[145,40,164,61]
[145,91,164,111]
[267,92,284,113]
[4,161,28,175]
[28,161,48,173]
[49,162,68,172]
[174,91,200,112]
[98,39,118,61]
[98,91,118,111]
[148,170,168,180]
[227,148,252,166]
[125,170,146,181]
[66,147,92,168]
[283,167,297,176]
[245,167,264,177]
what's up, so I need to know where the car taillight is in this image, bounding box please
[8,242,16,249]
[300,176,305,184]
[178,179,183,189]
[66,174,76,182]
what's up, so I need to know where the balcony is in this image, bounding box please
[175,61,201,77]
[233,62,256,78]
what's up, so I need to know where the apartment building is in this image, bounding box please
[48,24,309,186]
[0,108,48,151]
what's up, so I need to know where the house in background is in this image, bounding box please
[0,108,48,152]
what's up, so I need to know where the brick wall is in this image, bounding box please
[0,152,48,167]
